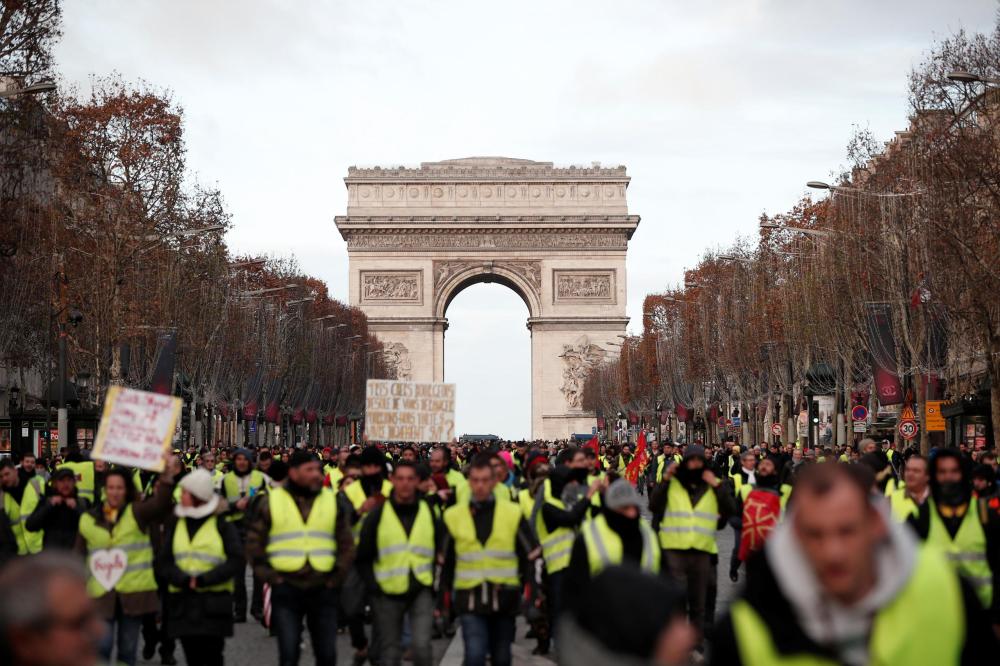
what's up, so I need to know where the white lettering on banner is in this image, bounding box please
[366,380,456,443]
[91,386,183,472]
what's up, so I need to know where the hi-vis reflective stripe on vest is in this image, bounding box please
[582,513,660,576]
[78,504,156,597]
[731,546,963,665]
[927,497,992,608]
[58,461,95,502]
[344,479,393,541]
[373,500,435,595]
[222,470,265,522]
[534,481,574,574]
[267,486,337,573]
[659,479,719,554]
[169,515,234,593]
[443,500,521,590]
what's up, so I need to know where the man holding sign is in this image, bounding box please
[73,453,182,666]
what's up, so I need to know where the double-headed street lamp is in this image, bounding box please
[0,80,56,100]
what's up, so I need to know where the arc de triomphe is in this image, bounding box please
[335,157,640,440]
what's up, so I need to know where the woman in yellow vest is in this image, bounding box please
[160,469,242,666]
[74,458,180,666]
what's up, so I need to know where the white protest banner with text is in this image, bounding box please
[92,386,183,472]
[365,380,455,443]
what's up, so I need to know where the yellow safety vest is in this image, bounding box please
[581,513,660,576]
[888,488,919,522]
[373,499,435,595]
[58,461,95,503]
[222,470,265,522]
[535,484,574,574]
[132,470,157,498]
[443,500,521,589]
[1,488,26,555]
[78,504,156,597]
[659,479,719,554]
[266,486,337,573]
[518,488,534,520]
[927,497,993,608]
[324,465,343,489]
[731,546,963,665]
[738,483,792,515]
[344,478,393,541]
[169,514,234,593]
[19,477,45,554]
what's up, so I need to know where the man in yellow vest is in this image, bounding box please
[430,446,467,508]
[710,462,998,664]
[889,454,929,522]
[160,469,242,665]
[57,448,96,505]
[565,479,661,590]
[908,449,1000,630]
[355,459,438,666]
[534,452,604,639]
[650,444,735,653]
[220,448,266,623]
[442,453,537,666]
[198,451,224,491]
[245,450,355,666]
[0,459,29,555]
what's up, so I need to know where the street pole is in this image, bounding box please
[57,323,68,453]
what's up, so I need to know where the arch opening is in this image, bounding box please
[443,282,531,440]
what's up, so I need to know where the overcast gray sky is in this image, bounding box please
[55,1,997,439]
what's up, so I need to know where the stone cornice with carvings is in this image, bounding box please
[335,214,640,226]
[339,227,634,250]
[345,166,629,183]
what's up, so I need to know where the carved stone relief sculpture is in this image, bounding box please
[360,272,421,303]
[558,335,606,410]
[384,342,412,381]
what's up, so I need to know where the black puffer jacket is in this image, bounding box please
[158,506,242,638]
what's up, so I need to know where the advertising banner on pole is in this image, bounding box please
[92,387,183,471]
[365,380,456,443]
[864,303,904,405]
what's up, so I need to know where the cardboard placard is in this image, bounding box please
[92,386,182,471]
[365,380,455,443]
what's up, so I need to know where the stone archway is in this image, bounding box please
[335,157,640,440]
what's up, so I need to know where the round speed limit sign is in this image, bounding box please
[770,423,782,436]
[897,419,918,440]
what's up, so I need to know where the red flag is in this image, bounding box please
[585,435,599,457]
[625,431,649,485]
[738,489,782,560]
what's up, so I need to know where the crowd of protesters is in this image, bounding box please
[0,433,999,666]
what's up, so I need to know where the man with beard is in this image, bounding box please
[429,446,467,508]
[24,467,87,551]
[340,446,394,662]
[245,450,355,666]
[711,462,999,665]
[221,448,267,622]
[730,456,790,582]
[650,445,735,655]
[908,449,1000,633]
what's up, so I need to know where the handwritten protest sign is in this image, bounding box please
[365,380,455,443]
[92,386,182,472]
